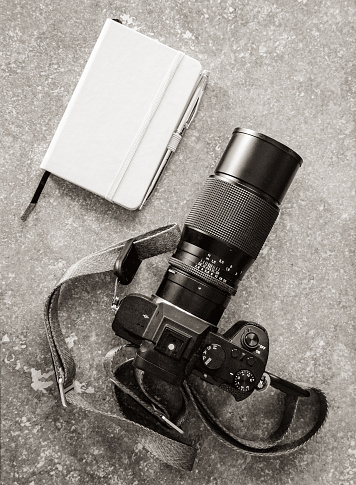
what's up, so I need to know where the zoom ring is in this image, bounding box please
[185,177,279,259]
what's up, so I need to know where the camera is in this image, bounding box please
[112,128,304,402]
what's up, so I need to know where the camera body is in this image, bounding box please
[112,128,303,402]
[112,294,269,401]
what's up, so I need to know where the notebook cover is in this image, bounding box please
[40,19,202,210]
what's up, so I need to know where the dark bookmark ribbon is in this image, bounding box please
[21,170,51,221]
[44,224,328,470]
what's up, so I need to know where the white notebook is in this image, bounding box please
[39,19,206,210]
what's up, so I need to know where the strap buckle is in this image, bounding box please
[57,369,74,408]
[160,414,184,434]
[111,278,121,312]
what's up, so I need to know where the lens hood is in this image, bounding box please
[215,128,303,204]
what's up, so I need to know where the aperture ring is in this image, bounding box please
[169,257,237,296]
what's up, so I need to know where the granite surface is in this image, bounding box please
[1,0,355,484]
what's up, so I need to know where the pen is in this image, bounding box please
[175,69,209,136]
[140,70,209,209]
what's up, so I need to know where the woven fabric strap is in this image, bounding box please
[44,223,328,470]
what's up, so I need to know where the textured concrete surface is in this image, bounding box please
[1,0,355,484]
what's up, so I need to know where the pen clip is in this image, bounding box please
[183,71,209,131]
[184,98,200,129]
[183,71,209,130]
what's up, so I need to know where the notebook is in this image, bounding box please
[24,19,207,217]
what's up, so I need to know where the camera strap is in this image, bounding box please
[44,223,328,471]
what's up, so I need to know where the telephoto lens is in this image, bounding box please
[156,128,302,325]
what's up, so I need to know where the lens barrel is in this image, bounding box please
[156,128,302,325]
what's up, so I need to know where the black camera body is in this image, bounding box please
[112,294,269,401]
[112,128,304,402]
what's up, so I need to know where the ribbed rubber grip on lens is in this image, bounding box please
[185,177,279,259]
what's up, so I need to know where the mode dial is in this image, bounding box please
[234,369,256,392]
[202,344,226,370]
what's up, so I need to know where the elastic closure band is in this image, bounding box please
[105,51,185,202]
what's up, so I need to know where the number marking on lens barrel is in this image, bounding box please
[194,251,238,287]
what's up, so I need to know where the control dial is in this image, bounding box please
[234,369,256,392]
[202,344,226,370]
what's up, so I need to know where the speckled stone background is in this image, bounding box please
[1,0,355,484]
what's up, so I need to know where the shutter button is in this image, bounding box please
[243,332,259,350]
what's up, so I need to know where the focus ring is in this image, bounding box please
[185,177,279,259]
[169,257,237,295]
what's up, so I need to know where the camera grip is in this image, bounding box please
[219,383,253,402]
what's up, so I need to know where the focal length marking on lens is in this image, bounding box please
[194,251,240,285]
